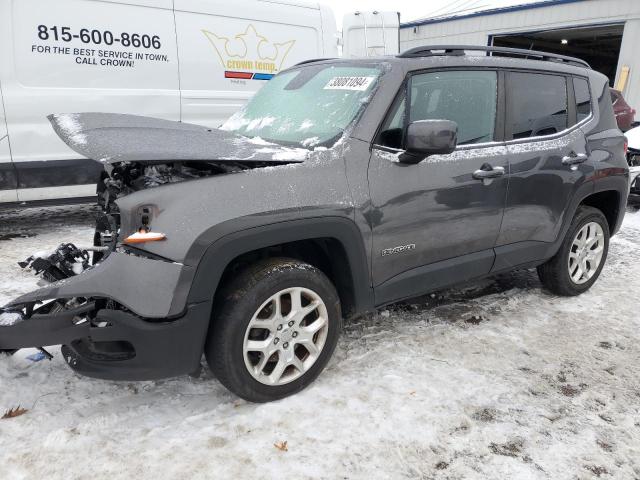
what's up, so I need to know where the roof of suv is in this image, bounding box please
[294,45,594,78]
[398,45,590,68]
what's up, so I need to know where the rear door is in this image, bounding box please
[495,71,592,268]
[174,0,325,128]
[0,79,18,204]
[369,69,509,305]
[2,0,179,203]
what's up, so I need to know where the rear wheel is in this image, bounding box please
[206,258,342,402]
[537,206,610,296]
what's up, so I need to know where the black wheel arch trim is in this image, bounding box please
[493,176,627,272]
[590,173,629,236]
[173,216,375,319]
[548,176,626,255]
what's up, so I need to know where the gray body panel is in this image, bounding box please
[497,128,590,245]
[369,144,509,289]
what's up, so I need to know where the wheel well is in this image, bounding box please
[579,190,620,233]
[216,238,357,317]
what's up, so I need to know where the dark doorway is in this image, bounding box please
[491,24,624,85]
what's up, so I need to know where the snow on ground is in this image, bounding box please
[1,204,640,479]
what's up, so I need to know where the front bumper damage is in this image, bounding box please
[0,252,211,380]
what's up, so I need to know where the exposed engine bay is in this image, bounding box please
[94,160,269,257]
[16,159,276,287]
[99,160,255,204]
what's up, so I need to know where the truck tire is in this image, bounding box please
[206,258,342,402]
[537,206,610,296]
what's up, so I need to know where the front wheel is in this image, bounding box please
[206,258,342,402]
[537,206,610,296]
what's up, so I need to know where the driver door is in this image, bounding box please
[368,69,509,305]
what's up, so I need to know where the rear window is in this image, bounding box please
[573,78,592,122]
[506,73,568,139]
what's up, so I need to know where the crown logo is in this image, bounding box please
[203,25,295,76]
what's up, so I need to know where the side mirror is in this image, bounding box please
[399,119,458,164]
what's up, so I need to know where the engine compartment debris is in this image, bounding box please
[17,243,103,283]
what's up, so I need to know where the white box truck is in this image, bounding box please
[0,0,397,205]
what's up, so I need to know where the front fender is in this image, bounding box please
[179,216,374,317]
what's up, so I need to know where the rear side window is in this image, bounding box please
[507,73,568,139]
[574,78,592,122]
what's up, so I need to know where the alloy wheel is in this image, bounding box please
[242,287,329,386]
[568,221,605,285]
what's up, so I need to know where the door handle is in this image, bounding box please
[562,152,589,166]
[472,164,505,180]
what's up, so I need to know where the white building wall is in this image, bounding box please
[400,0,640,109]
[617,18,640,105]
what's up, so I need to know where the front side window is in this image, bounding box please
[377,92,406,149]
[221,64,382,148]
[409,70,498,145]
[574,77,592,122]
[507,73,568,139]
[377,70,498,149]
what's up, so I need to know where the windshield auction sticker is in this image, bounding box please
[324,76,375,91]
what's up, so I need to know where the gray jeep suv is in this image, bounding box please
[0,46,629,402]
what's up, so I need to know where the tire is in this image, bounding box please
[537,206,610,296]
[206,258,342,402]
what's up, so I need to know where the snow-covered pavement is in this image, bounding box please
[1,205,640,479]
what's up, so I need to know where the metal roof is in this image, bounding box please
[401,0,586,28]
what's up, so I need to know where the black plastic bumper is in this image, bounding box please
[0,301,212,381]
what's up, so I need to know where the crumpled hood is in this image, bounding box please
[48,112,308,165]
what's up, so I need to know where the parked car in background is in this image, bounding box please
[0,46,628,402]
[625,125,640,196]
[611,88,636,131]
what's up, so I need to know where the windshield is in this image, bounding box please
[220,64,382,148]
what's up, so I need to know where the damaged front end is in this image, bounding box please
[1,247,212,379]
[1,112,306,378]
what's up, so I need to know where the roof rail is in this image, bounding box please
[294,58,337,66]
[398,45,591,68]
